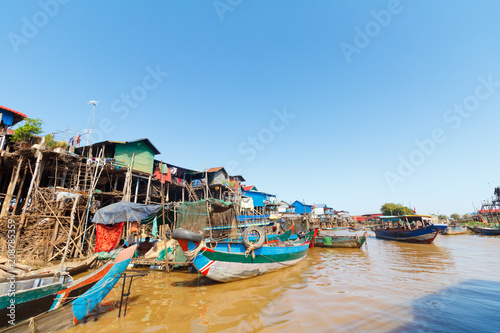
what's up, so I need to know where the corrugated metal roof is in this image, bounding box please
[88,138,161,155]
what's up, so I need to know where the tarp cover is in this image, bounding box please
[92,201,162,225]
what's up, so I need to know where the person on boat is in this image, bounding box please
[138,237,154,255]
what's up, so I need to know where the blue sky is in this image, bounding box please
[2,0,500,215]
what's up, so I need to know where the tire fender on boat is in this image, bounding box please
[172,228,203,243]
[242,226,265,250]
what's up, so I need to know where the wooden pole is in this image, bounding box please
[12,164,28,215]
[134,177,140,203]
[60,166,69,188]
[0,156,24,217]
[60,196,80,269]
[16,149,43,242]
[122,154,134,202]
[145,174,152,204]
[160,167,169,273]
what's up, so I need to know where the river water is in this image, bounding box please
[64,232,500,332]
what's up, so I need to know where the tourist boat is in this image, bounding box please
[313,232,367,248]
[173,227,312,283]
[374,215,440,244]
[442,224,468,235]
[467,225,500,236]
[0,245,136,331]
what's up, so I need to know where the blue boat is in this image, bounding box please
[173,227,311,283]
[375,215,440,244]
[442,224,468,235]
[1,245,136,332]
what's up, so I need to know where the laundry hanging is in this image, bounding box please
[95,222,125,253]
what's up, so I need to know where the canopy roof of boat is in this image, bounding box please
[380,215,433,221]
[400,214,433,221]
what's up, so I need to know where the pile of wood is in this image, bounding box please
[0,255,32,279]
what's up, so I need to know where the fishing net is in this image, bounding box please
[175,201,209,234]
[175,199,236,239]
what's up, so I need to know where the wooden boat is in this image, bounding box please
[375,215,440,244]
[0,245,136,331]
[442,225,468,235]
[0,255,97,283]
[313,232,367,248]
[467,225,500,236]
[173,227,311,283]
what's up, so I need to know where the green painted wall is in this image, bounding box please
[114,142,155,173]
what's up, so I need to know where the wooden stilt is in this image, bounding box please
[0,156,24,217]
[16,149,43,242]
[60,196,80,270]
[145,174,152,204]
[12,164,28,215]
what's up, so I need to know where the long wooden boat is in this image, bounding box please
[467,225,500,236]
[0,245,136,331]
[313,232,367,248]
[442,225,468,235]
[375,215,439,244]
[173,228,310,283]
[0,255,97,283]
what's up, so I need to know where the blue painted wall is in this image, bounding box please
[242,191,275,207]
[292,201,312,214]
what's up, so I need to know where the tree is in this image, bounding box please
[438,215,448,220]
[462,213,471,221]
[450,213,460,221]
[381,203,414,216]
[11,118,43,142]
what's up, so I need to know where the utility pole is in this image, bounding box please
[88,100,99,146]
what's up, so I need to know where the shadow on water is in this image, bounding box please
[333,279,500,333]
[394,279,500,333]
[171,275,219,287]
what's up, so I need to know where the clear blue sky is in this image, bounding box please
[2,0,500,216]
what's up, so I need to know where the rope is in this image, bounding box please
[259,253,294,267]
[244,243,256,259]
[184,241,205,261]
[29,317,35,333]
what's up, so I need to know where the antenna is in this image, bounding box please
[88,100,99,147]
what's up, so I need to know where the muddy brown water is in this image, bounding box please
[62,232,500,332]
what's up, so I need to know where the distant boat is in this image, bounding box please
[321,227,346,231]
[467,225,500,236]
[0,245,136,331]
[313,232,367,248]
[375,215,440,244]
[173,227,311,283]
[433,223,449,233]
[442,224,468,235]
